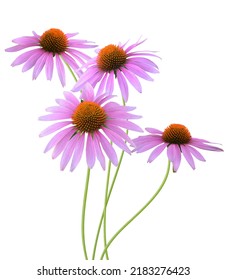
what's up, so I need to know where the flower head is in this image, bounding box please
[39,84,143,171]
[133,124,223,172]
[5,28,97,86]
[72,38,159,102]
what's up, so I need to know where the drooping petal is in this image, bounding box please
[167,144,176,162]
[117,70,128,102]
[128,57,159,73]
[125,63,154,81]
[61,52,80,75]
[108,119,143,132]
[172,145,182,172]
[134,139,164,153]
[187,145,206,161]
[60,137,78,170]
[70,134,85,171]
[55,54,66,87]
[72,66,100,91]
[189,139,223,152]
[121,67,142,93]
[102,127,131,154]
[86,134,96,168]
[52,129,75,159]
[105,123,134,145]
[96,132,118,166]
[105,71,114,95]
[42,127,74,153]
[10,49,40,66]
[181,145,195,169]
[93,133,106,170]
[147,143,167,162]
[97,72,108,96]
[22,50,44,72]
[32,52,48,79]
[45,52,54,80]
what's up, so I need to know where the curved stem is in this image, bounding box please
[81,168,91,260]
[65,62,78,82]
[61,55,78,82]
[92,99,127,260]
[92,150,125,259]
[103,160,111,260]
[100,160,171,260]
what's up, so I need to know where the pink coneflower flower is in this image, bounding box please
[72,38,159,102]
[133,124,223,172]
[5,28,97,86]
[39,84,143,171]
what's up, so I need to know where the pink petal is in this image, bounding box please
[32,52,48,79]
[97,72,108,96]
[187,145,206,161]
[55,98,76,111]
[22,50,44,72]
[93,133,106,170]
[70,134,85,171]
[105,71,114,95]
[80,83,95,101]
[96,132,118,166]
[39,113,71,121]
[10,49,40,66]
[181,145,195,169]
[63,91,80,106]
[86,133,96,168]
[55,54,66,87]
[43,127,74,153]
[167,144,176,162]
[102,127,131,154]
[145,127,163,134]
[116,70,128,102]
[45,52,54,80]
[60,137,78,170]
[39,121,72,137]
[108,119,143,132]
[52,130,74,159]
[125,63,153,81]
[121,67,142,93]
[135,139,164,153]
[147,143,167,162]
[172,145,182,172]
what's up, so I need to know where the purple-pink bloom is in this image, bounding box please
[72,38,159,102]
[5,28,97,86]
[133,124,223,172]
[39,83,143,171]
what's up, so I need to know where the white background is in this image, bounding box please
[1,0,226,279]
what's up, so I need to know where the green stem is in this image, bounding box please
[92,150,125,259]
[100,160,171,260]
[61,56,78,82]
[81,168,91,260]
[103,160,112,260]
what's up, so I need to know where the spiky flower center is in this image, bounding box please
[40,28,68,54]
[72,101,107,133]
[97,44,127,72]
[162,124,191,144]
